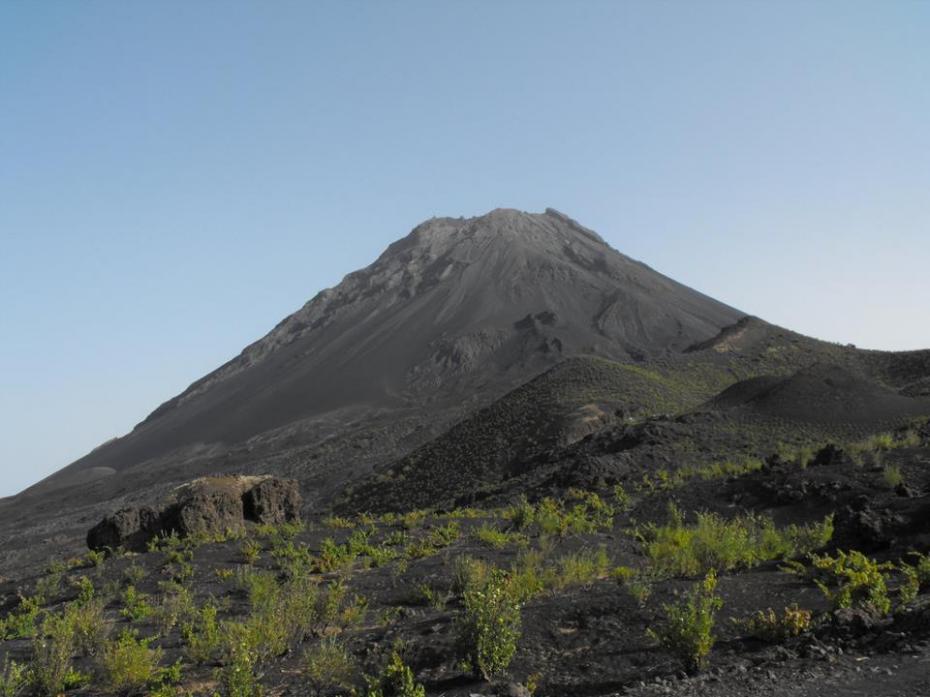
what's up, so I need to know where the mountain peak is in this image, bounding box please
[30,208,743,497]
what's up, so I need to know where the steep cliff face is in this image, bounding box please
[25,208,742,495]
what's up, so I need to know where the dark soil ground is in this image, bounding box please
[2,419,929,696]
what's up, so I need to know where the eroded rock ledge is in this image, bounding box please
[86,475,301,552]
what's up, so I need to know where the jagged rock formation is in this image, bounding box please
[86,476,300,552]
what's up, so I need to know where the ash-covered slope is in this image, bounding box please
[710,363,930,425]
[24,208,742,496]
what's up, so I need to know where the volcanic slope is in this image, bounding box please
[21,207,742,500]
[341,317,930,514]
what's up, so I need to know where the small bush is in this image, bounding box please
[613,484,631,512]
[551,547,611,590]
[452,556,491,596]
[304,638,357,697]
[738,605,812,642]
[83,549,107,568]
[1,595,41,640]
[459,569,522,680]
[66,598,108,657]
[120,584,154,622]
[641,506,833,577]
[123,562,147,586]
[97,630,164,692]
[647,569,723,672]
[240,539,263,565]
[810,550,894,615]
[474,523,527,550]
[908,551,930,588]
[367,652,425,697]
[323,516,356,529]
[506,549,549,602]
[317,537,356,572]
[427,521,461,547]
[155,581,196,635]
[0,657,27,697]
[882,465,904,489]
[31,610,88,695]
[183,602,222,664]
[216,628,263,697]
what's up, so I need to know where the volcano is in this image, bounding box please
[22,208,741,499]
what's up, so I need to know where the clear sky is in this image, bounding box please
[1,1,928,497]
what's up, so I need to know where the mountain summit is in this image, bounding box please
[25,208,742,497]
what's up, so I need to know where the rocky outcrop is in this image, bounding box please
[86,476,301,552]
[242,477,301,525]
[85,506,163,553]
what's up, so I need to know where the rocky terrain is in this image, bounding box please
[1,208,929,696]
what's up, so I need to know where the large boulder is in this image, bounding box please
[243,477,301,525]
[86,505,162,552]
[86,476,301,552]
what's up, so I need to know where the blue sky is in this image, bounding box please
[1,1,928,496]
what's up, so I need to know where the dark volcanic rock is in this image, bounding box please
[243,478,301,525]
[86,506,161,552]
[160,482,246,538]
[87,476,300,552]
[811,444,848,467]
[834,500,907,550]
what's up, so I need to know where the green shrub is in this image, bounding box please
[459,569,522,680]
[123,562,147,586]
[506,549,549,602]
[882,465,904,489]
[738,605,812,641]
[898,563,920,605]
[66,598,108,657]
[97,629,164,692]
[551,547,610,590]
[303,638,357,697]
[512,492,616,537]
[183,602,222,664]
[323,516,357,529]
[217,627,263,697]
[240,539,263,565]
[908,551,930,588]
[120,584,154,622]
[31,610,87,696]
[367,652,425,697]
[367,544,401,567]
[474,523,527,550]
[0,657,27,697]
[508,496,536,530]
[647,569,722,672]
[564,490,615,532]
[72,575,96,605]
[218,574,362,667]
[613,484,631,512]
[452,556,491,596]
[317,537,356,572]
[427,521,461,547]
[810,550,894,615]
[641,506,833,577]
[237,567,279,612]
[34,566,64,603]
[83,549,107,568]
[1,595,41,640]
